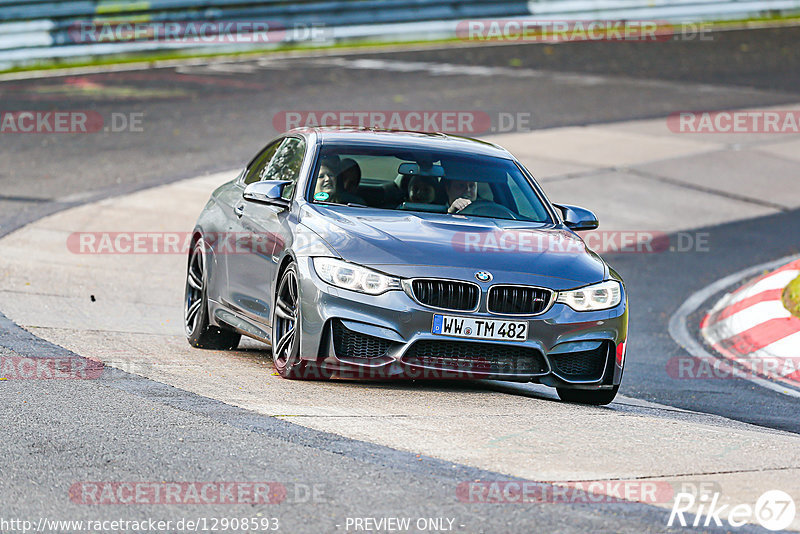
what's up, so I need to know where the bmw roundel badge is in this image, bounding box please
[475,271,493,282]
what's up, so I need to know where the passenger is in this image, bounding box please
[444,177,478,214]
[340,158,362,195]
[406,175,438,204]
[314,157,341,201]
[314,156,366,205]
[338,158,367,205]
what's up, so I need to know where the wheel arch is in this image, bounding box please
[187,229,203,267]
[188,228,223,326]
[275,252,297,289]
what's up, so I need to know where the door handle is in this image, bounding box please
[234,203,245,218]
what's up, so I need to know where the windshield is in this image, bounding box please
[307,143,553,223]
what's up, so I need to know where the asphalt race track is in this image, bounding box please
[1,25,800,533]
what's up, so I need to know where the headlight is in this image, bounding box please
[313,257,401,295]
[556,280,622,311]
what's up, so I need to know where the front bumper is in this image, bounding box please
[296,258,627,388]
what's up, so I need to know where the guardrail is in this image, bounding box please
[1,0,799,69]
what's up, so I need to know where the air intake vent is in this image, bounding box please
[403,340,548,376]
[332,320,392,359]
[549,342,609,382]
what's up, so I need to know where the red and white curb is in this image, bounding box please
[701,259,800,387]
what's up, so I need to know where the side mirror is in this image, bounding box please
[243,180,292,206]
[555,203,599,231]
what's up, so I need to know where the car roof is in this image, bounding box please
[287,127,513,159]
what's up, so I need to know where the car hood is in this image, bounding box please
[299,205,608,287]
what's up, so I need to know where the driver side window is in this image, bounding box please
[262,137,306,200]
[243,140,281,185]
[241,137,307,201]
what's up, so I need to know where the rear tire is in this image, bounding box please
[556,385,619,406]
[185,238,241,350]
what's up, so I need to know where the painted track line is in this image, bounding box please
[702,258,800,388]
[669,254,800,398]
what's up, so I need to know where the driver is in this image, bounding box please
[444,178,478,214]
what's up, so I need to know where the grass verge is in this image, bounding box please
[0,37,461,76]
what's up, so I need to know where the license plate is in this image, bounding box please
[432,314,528,342]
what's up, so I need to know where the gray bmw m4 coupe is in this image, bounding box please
[184,128,627,405]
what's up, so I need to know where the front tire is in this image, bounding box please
[272,263,330,380]
[185,238,241,350]
[556,385,619,406]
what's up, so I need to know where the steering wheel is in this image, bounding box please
[457,200,520,220]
